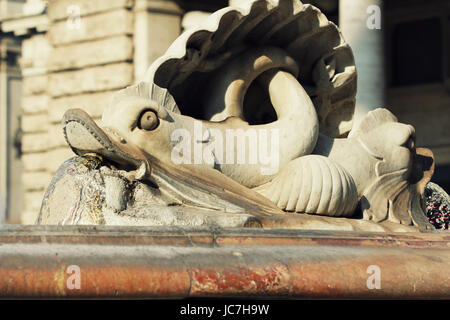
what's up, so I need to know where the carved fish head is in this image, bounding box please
[101,93,181,165]
[63,83,214,174]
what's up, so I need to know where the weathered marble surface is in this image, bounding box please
[39,156,258,228]
[38,155,427,233]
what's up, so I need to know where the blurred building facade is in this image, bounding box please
[0,0,449,224]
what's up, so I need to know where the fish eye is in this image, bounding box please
[138,109,159,131]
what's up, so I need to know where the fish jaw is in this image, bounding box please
[62,108,151,180]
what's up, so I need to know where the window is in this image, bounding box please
[432,165,450,194]
[448,16,450,78]
[392,18,443,86]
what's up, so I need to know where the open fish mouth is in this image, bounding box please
[62,108,150,178]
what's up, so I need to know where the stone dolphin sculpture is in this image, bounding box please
[54,0,434,230]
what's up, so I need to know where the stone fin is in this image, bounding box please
[145,0,357,137]
[112,82,180,114]
[349,108,398,138]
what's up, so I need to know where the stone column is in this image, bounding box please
[181,11,210,30]
[229,0,258,7]
[0,0,24,17]
[0,37,23,224]
[0,42,8,223]
[23,0,46,15]
[134,0,183,81]
[339,0,386,126]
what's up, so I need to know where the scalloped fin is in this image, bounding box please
[349,108,398,138]
[145,0,357,138]
[112,82,180,114]
[255,155,358,217]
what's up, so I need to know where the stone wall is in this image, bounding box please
[19,0,184,224]
[20,28,53,224]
